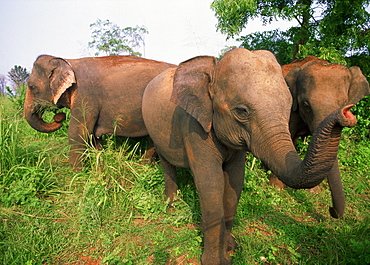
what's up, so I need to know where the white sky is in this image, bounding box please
[0,0,292,75]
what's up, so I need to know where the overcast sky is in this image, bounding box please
[0,0,291,76]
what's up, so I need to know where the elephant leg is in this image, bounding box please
[143,139,158,163]
[68,135,87,170]
[327,158,345,218]
[185,145,231,264]
[68,110,96,170]
[193,166,230,265]
[160,154,178,205]
[93,136,103,151]
[268,173,286,190]
[223,151,245,253]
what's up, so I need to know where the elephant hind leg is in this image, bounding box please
[143,139,158,164]
[226,233,236,253]
[94,136,103,150]
[159,154,178,205]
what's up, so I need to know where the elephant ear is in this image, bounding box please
[49,58,76,105]
[284,66,301,112]
[171,56,217,133]
[347,66,370,105]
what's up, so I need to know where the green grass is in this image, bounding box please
[0,95,369,265]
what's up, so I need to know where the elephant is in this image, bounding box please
[142,48,357,264]
[268,55,370,218]
[24,55,175,169]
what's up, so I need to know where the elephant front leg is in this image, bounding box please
[192,166,231,265]
[223,151,246,253]
[68,113,95,170]
[69,138,86,170]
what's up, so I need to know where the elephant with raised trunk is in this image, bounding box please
[269,55,370,218]
[25,55,175,169]
[142,48,357,264]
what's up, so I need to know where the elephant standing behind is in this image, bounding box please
[269,56,370,218]
[24,55,176,169]
[142,48,357,264]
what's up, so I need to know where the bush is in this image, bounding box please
[345,95,370,140]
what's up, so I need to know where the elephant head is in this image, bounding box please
[281,58,369,218]
[285,60,369,133]
[24,55,76,133]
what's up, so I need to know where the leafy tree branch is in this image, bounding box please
[88,19,148,57]
[211,0,370,66]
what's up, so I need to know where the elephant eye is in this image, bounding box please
[302,101,311,110]
[28,84,36,90]
[233,107,250,120]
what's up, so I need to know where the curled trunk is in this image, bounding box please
[24,98,65,133]
[255,105,356,190]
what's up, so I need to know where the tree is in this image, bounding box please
[88,19,148,57]
[7,65,29,90]
[0,75,7,95]
[211,0,370,65]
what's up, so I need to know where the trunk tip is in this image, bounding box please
[54,112,66,123]
[329,206,343,218]
[341,104,357,128]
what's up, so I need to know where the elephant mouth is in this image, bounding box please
[25,99,66,133]
[219,135,248,150]
[33,99,59,112]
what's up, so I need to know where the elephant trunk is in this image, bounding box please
[302,112,346,218]
[326,159,345,218]
[24,92,65,133]
[255,105,356,190]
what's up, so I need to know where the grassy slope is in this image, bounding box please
[0,96,369,265]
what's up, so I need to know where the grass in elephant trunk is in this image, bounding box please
[1,95,369,264]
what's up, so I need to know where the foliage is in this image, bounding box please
[5,83,26,113]
[7,65,30,90]
[88,19,148,57]
[238,29,295,64]
[296,44,348,64]
[344,95,370,141]
[211,0,258,38]
[211,0,370,66]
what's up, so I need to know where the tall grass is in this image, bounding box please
[0,103,19,173]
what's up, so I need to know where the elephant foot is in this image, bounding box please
[268,175,285,190]
[71,162,83,172]
[165,191,180,208]
[143,147,158,164]
[308,185,320,194]
[200,233,235,265]
[227,233,237,253]
[201,254,231,265]
[329,206,341,219]
[167,197,180,208]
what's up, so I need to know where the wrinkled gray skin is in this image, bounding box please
[25,55,175,169]
[269,55,370,218]
[142,48,357,265]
